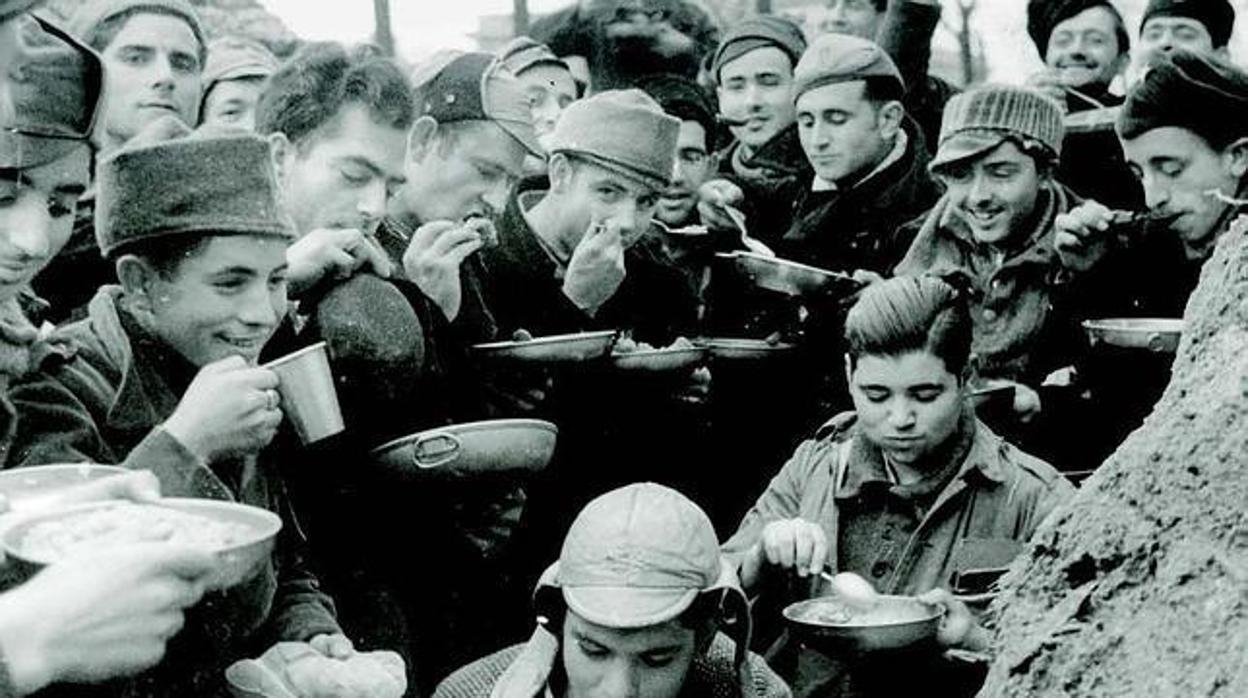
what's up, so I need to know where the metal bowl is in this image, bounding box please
[611,346,708,372]
[2,498,282,591]
[1083,318,1184,353]
[471,331,617,363]
[0,464,128,514]
[369,419,558,481]
[720,251,862,297]
[695,337,796,361]
[783,595,944,654]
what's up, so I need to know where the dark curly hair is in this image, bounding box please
[254,41,414,150]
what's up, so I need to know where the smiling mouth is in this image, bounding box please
[219,335,267,353]
[964,209,1003,226]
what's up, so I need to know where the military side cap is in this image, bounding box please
[794,32,904,101]
[546,89,681,191]
[412,50,543,158]
[1,14,103,169]
[95,116,295,257]
[203,35,279,92]
[498,36,568,77]
[712,14,807,81]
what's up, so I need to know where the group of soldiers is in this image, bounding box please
[0,0,1245,696]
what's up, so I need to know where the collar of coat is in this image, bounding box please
[811,128,910,193]
[727,122,811,180]
[815,405,1010,502]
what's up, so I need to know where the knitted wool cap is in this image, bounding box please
[1,14,103,169]
[546,88,680,190]
[69,0,204,56]
[95,115,295,257]
[1140,0,1235,49]
[1118,48,1248,149]
[498,36,568,78]
[793,32,904,101]
[1027,0,1125,56]
[930,84,1065,172]
[202,35,279,94]
[712,14,807,81]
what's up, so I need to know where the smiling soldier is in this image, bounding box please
[7,116,406,695]
[1026,0,1131,113]
[894,84,1076,428]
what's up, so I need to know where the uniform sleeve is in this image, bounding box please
[264,481,342,644]
[721,439,827,559]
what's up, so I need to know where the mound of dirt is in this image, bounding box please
[978,219,1248,696]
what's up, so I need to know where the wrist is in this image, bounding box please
[160,418,208,462]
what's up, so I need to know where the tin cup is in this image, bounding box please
[263,342,344,444]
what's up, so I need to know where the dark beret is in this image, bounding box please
[1118,48,1248,149]
[1027,0,1124,56]
[1141,0,1235,49]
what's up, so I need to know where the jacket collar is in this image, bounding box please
[65,287,187,434]
[811,127,911,193]
[833,405,1008,503]
[727,123,811,180]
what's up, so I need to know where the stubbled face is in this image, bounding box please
[553,157,660,249]
[1123,126,1244,261]
[200,77,266,132]
[143,235,288,367]
[796,80,895,185]
[99,13,201,146]
[1045,6,1126,91]
[656,120,711,227]
[0,147,91,302]
[517,64,578,148]
[718,47,796,153]
[401,120,527,223]
[821,0,884,40]
[937,140,1044,247]
[276,104,407,237]
[1135,16,1217,72]
[562,611,699,698]
[849,350,964,468]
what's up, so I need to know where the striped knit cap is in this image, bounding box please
[930,84,1065,172]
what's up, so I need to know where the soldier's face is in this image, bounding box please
[98,12,201,145]
[0,147,90,301]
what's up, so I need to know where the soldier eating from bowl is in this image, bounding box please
[435,482,790,698]
[722,275,1073,697]
[6,116,403,696]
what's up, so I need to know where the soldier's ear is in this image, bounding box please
[878,100,904,137]
[548,153,574,193]
[407,116,439,165]
[268,132,294,187]
[115,255,159,317]
[1223,136,1248,179]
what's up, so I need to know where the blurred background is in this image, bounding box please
[40,0,1248,86]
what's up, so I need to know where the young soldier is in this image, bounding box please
[724,276,1073,698]
[199,35,279,131]
[1132,0,1235,73]
[436,483,789,698]
[35,0,206,319]
[698,15,808,243]
[0,14,215,691]
[8,117,401,695]
[1049,49,1248,471]
[1026,0,1141,209]
[895,85,1075,426]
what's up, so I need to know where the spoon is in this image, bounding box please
[819,570,879,612]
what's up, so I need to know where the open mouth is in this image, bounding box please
[964,208,1004,227]
[219,335,267,354]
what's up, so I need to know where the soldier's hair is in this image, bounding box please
[83,6,206,66]
[255,41,413,151]
[845,275,972,376]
